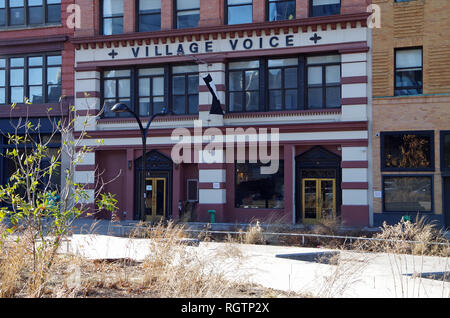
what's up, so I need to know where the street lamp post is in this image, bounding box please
[111,103,171,221]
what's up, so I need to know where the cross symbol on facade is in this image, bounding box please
[108,49,118,59]
[309,33,322,44]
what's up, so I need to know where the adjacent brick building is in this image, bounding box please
[0,0,74,193]
[371,0,450,228]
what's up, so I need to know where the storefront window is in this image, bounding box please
[381,131,434,171]
[235,161,284,209]
[383,176,432,212]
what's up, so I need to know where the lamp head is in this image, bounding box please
[111,103,129,113]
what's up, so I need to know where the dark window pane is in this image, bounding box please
[269,90,282,110]
[118,79,130,97]
[47,4,61,23]
[0,70,5,86]
[29,6,43,24]
[384,177,432,212]
[103,99,117,117]
[246,91,259,111]
[0,9,5,26]
[268,1,295,21]
[228,5,252,25]
[140,13,161,31]
[152,77,164,96]
[103,17,123,35]
[177,10,199,29]
[229,71,243,91]
[308,87,323,109]
[139,78,150,96]
[188,94,198,114]
[153,96,164,114]
[47,55,61,66]
[173,76,185,94]
[188,75,198,94]
[284,68,298,88]
[235,161,284,209]
[173,95,186,114]
[444,134,450,169]
[311,0,340,17]
[395,70,422,88]
[285,89,298,110]
[10,8,25,25]
[382,133,433,169]
[47,85,61,102]
[229,92,243,112]
[325,86,340,108]
[104,80,116,98]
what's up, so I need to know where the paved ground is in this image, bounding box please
[62,231,450,298]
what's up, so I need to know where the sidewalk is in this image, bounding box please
[64,234,450,298]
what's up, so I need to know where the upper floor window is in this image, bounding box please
[172,65,199,115]
[138,67,165,116]
[103,69,131,117]
[228,60,260,112]
[227,0,252,25]
[268,0,295,22]
[175,0,200,29]
[227,55,341,113]
[395,48,422,96]
[0,53,61,105]
[268,58,299,111]
[102,65,199,118]
[307,55,341,109]
[310,0,340,17]
[0,0,61,27]
[138,0,161,32]
[102,0,123,35]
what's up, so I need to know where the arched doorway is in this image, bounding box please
[295,146,341,224]
[134,150,173,222]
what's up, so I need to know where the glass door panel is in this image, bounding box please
[320,179,335,220]
[302,178,336,223]
[303,179,318,221]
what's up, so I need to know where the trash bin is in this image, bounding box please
[208,210,216,224]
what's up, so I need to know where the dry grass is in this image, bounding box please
[357,217,450,257]
[0,221,302,298]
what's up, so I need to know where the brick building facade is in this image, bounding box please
[371,0,450,228]
[71,0,373,226]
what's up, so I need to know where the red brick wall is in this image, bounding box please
[124,0,136,33]
[199,0,224,27]
[341,0,371,14]
[253,0,266,22]
[74,0,99,37]
[161,0,174,30]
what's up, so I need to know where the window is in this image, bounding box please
[235,161,284,209]
[172,65,199,115]
[101,66,200,117]
[381,131,434,171]
[310,0,340,17]
[187,179,198,202]
[441,131,450,172]
[395,48,422,96]
[138,0,161,32]
[268,0,295,21]
[307,55,341,109]
[138,67,165,117]
[227,0,252,25]
[102,0,123,35]
[383,176,432,213]
[0,0,60,27]
[268,58,299,111]
[228,60,260,113]
[0,53,61,105]
[102,69,131,117]
[176,0,200,29]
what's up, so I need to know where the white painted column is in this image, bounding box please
[74,70,101,132]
